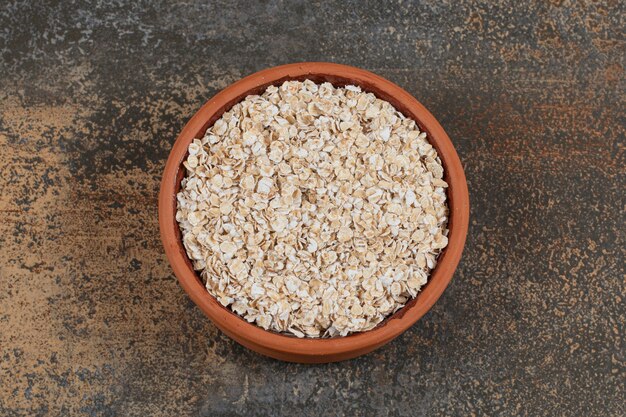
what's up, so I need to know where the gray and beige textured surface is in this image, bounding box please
[0,1,624,416]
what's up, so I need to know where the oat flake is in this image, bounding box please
[176,80,448,338]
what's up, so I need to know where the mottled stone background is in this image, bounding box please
[0,0,624,416]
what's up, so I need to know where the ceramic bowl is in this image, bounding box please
[159,62,469,363]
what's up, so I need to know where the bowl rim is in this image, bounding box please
[159,62,469,361]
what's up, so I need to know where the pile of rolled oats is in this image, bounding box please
[176,80,448,338]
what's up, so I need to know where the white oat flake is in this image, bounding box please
[176,80,449,338]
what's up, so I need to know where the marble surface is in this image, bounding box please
[1,1,624,415]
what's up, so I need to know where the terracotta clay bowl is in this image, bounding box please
[159,62,469,363]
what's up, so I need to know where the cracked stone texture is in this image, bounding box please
[1,0,624,416]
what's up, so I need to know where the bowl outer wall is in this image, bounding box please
[159,62,469,363]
